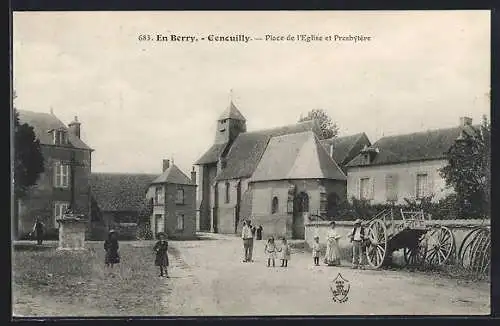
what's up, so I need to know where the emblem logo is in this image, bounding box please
[330,273,350,303]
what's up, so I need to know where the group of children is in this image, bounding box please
[264,237,291,267]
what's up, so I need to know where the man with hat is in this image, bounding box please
[350,219,365,269]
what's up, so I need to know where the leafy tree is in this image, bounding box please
[14,104,45,199]
[298,109,339,140]
[439,115,490,218]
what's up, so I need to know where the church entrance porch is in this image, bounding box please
[292,192,309,239]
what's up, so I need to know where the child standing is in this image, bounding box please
[264,237,278,267]
[312,236,321,266]
[279,238,291,267]
[154,232,169,277]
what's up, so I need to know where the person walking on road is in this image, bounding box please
[241,221,253,262]
[279,238,291,267]
[104,230,120,268]
[153,232,170,278]
[31,217,45,245]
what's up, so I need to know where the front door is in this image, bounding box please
[293,192,309,239]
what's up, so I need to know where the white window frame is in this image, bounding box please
[54,161,70,188]
[176,214,184,231]
[416,173,429,199]
[53,130,67,145]
[360,177,371,200]
[176,188,185,205]
[154,186,164,205]
[54,201,70,226]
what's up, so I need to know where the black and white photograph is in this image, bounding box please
[11,10,491,316]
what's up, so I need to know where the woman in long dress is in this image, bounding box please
[324,221,341,266]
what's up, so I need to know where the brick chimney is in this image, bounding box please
[191,166,197,185]
[162,159,170,172]
[460,116,472,127]
[68,116,81,138]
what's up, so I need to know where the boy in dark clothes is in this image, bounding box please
[154,232,169,278]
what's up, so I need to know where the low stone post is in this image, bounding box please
[56,213,87,251]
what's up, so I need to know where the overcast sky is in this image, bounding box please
[13,11,490,175]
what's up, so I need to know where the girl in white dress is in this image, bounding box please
[324,221,341,266]
[264,237,278,267]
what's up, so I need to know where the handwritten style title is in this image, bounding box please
[137,33,372,44]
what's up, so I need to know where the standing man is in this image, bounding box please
[241,221,252,262]
[32,217,45,245]
[349,219,365,269]
[247,220,256,262]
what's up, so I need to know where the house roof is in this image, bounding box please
[215,120,321,181]
[218,101,246,121]
[151,164,195,185]
[17,110,92,150]
[250,131,346,182]
[194,142,228,165]
[90,173,159,212]
[320,133,371,166]
[346,125,480,167]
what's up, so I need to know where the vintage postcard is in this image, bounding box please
[11,10,491,317]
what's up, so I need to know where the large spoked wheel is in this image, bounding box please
[403,239,427,268]
[424,226,455,266]
[365,219,388,268]
[458,227,484,268]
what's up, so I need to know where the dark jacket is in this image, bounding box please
[350,226,365,241]
[104,239,120,264]
[154,240,169,267]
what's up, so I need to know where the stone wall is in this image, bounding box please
[305,219,490,261]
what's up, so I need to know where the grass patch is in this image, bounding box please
[12,242,172,316]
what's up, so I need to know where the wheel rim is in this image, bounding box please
[365,219,388,268]
[458,227,483,268]
[424,226,455,266]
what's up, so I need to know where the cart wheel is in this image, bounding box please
[365,219,388,268]
[403,243,426,267]
[424,226,455,266]
[458,227,484,268]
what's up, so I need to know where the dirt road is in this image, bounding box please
[165,233,490,316]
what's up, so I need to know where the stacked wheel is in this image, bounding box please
[365,219,388,268]
[424,226,456,266]
[458,227,490,278]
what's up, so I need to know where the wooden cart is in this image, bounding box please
[364,208,456,269]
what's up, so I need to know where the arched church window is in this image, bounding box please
[271,196,279,214]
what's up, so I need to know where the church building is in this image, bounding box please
[195,101,368,239]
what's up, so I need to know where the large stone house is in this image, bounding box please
[345,117,479,205]
[195,101,365,239]
[146,160,197,239]
[15,110,93,239]
[89,172,158,239]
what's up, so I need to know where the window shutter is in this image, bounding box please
[427,173,434,198]
[356,178,361,200]
[370,178,375,200]
[409,172,416,199]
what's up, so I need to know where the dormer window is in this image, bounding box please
[53,129,68,145]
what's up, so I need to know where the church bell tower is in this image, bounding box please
[215,100,247,145]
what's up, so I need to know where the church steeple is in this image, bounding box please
[215,96,247,144]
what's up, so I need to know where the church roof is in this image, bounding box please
[215,120,321,181]
[90,173,158,212]
[346,125,480,167]
[194,142,228,165]
[151,164,195,186]
[250,131,346,182]
[320,133,371,166]
[16,109,92,150]
[218,101,246,121]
